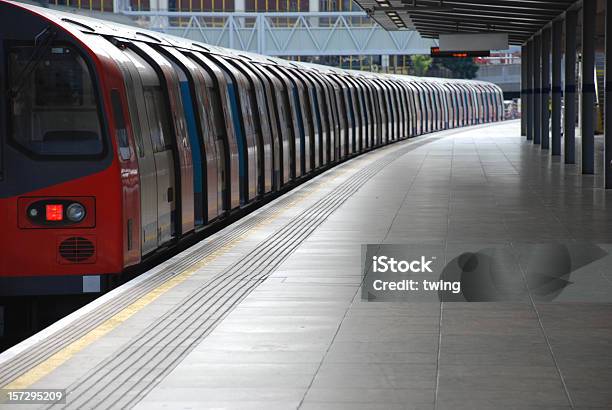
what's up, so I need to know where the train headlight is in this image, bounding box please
[66,203,86,222]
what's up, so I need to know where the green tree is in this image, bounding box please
[435,57,480,79]
[410,55,432,76]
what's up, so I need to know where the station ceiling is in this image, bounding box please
[355,0,578,45]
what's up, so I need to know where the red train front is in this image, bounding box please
[0,1,139,295]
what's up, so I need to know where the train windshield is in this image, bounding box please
[8,45,104,157]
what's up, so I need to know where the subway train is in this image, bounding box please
[0,0,504,296]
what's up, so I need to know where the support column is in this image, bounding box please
[534,33,542,145]
[564,10,577,164]
[521,44,528,136]
[582,0,596,174]
[309,0,319,27]
[606,1,612,188]
[235,0,245,28]
[541,27,551,150]
[551,20,562,156]
[527,40,534,141]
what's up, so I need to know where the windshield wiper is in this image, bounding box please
[10,26,57,99]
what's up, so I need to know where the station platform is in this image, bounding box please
[1,120,612,410]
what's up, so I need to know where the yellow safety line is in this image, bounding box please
[1,169,352,391]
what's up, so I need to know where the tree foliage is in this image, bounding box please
[434,57,480,79]
[410,55,432,76]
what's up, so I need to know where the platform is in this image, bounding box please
[1,120,612,410]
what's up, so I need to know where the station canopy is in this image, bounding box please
[354,0,577,45]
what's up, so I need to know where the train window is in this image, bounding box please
[110,89,131,161]
[8,45,104,157]
[143,86,173,153]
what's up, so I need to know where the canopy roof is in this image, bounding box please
[356,0,578,45]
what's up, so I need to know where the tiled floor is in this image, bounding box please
[136,121,612,409]
[6,121,612,409]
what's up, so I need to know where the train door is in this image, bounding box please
[455,84,466,126]
[394,81,409,139]
[484,86,492,122]
[337,76,355,155]
[497,88,504,121]
[487,86,496,122]
[188,52,239,211]
[102,42,159,255]
[227,58,273,195]
[418,84,428,133]
[351,77,370,149]
[402,82,416,137]
[458,84,468,125]
[468,86,478,124]
[404,82,419,137]
[488,87,495,121]
[412,83,425,134]
[374,80,388,144]
[315,73,335,165]
[131,41,195,236]
[345,76,362,153]
[318,75,339,163]
[161,47,223,225]
[386,81,400,140]
[360,78,377,148]
[447,85,457,128]
[390,82,405,139]
[367,79,382,146]
[120,47,175,246]
[286,68,314,174]
[440,85,450,129]
[371,79,387,142]
[207,55,258,204]
[444,85,454,128]
[265,65,299,180]
[381,79,397,141]
[449,84,460,127]
[434,84,444,130]
[158,50,205,226]
[307,72,331,167]
[358,79,370,148]
[249,63,284,190]
[346,77,365,151]
[256,64,291,186]
[480,86,488,123]
[402,82,413,138]
[459,85,467,126]
[334,76,350,158]
[424,83,438,132]
[475,85,486,122]
[300,70,324,169]
[425,83,436,132]
[418,83,431,133]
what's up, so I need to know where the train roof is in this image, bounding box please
[1,0,501,90]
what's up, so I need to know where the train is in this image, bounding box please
[0,0,504,296]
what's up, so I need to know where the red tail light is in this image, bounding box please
[46,204,64,221]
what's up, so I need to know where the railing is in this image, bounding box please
[120,11,437,56]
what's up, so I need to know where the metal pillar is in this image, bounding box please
[527,40,534,141]
[551,20,562,156]
[534,33,542,145]
[521,44,528,136]
[541,27,551,150]
[564,10,577,164]
[606,0,612,188]
[582,0,596,175]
